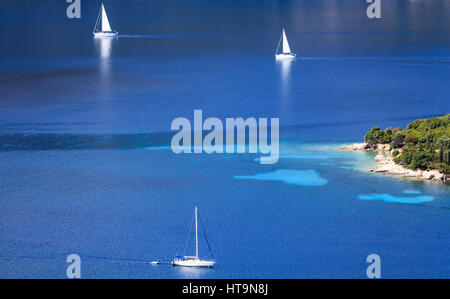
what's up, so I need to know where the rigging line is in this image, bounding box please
[93,6,102,33]
[275,33,282,55]
[183,212,195,256]
[198,213,214,259]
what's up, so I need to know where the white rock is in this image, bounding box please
[376,143,391,151]
[372,159,445,181]
[339,143,367,151]
[339,143,446,182]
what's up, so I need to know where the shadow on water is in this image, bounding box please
[0,112,441,152]
[0,132,172,151]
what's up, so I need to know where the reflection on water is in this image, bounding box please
[174,265,215,279]
[94,37,115,79]
[276,58,293,106]
[94,36,116,116]
[98,37,113,59]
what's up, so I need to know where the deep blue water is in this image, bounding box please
[0,0,449,278]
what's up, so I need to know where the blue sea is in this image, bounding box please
[0,0,449,278]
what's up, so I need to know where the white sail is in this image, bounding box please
[282,29,291,54]
[101,4,112,32]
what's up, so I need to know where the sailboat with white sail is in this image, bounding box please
[172,207,216,267]
[93,4,118,38]
[275,28,296,59]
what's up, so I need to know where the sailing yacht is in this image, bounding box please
[275,28,296,59]
[172,207,216,267]
[93,4,118,38]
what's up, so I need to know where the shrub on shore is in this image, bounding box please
[364,126,402,148]
[364,114,450,174]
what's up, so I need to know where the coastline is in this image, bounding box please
[340,143,448,182]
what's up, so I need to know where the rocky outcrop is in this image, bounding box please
[376,143,391,151]
[339,143,447,182]
[339,143,369,151]
[370,153,446,181]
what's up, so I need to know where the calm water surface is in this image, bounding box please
[0,0,449,278]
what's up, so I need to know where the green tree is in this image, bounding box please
[368,114,449,174]
[364,126,384,148]
[391,131,406,148]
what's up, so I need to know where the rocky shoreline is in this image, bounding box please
[340,143,448,182]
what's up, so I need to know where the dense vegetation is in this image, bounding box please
[364,114,450,174]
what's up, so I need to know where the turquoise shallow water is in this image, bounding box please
[234,169,328,186]
[0,135,449,278]
[358,193,435,204]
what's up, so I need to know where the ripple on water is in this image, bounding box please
[357,193,434,204]
[234,169,328,186]
[403,190,422,194]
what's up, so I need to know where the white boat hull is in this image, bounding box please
[276,53,296,60]
[171,208,216,268]
[93,32,118,38]
[172,259,216,267]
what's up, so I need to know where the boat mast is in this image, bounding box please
[195,207,199,258]
[275,31,282,55]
